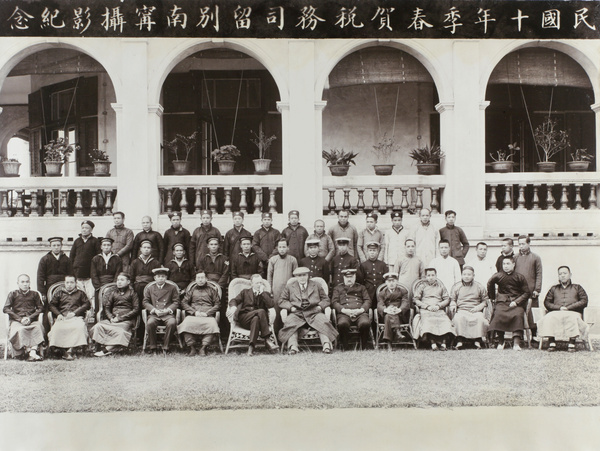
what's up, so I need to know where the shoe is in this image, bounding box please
[188,347,198,357]
[288,347,299,355]
[455,342,463,350]
[94,350,112,357]
[386,343,392,352]
[396,331,406,341]
[548,343,557,352]
[440,343,447,351]
[198,346,207,356]
[247,345,255,356]
[474,341,482,350]
[62,352,74,361]
[323,347,332,354]
[431,343,438,351]
[497,342,505,350]
[265,335,278,351]
[28,350,42,361]
[162,349,168,358]
[568,344,577,353]
[513,343,522,351]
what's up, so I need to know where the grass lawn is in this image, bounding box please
[1,344,599,413]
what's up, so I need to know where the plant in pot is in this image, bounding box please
[0,156,21,177]
[533,118,569,172]
[567,148,593,172]
[371,134,400,176]
[489,143,520,173]
[211,144,241,175]
[322,148,358,177]
[43,138,79,177]
[163,131,198,175]
[250,130,277,175]
[408,142,445,175]
[88,148,111,176]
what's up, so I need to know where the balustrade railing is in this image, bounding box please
[158,175,283,215]
[485,173,599,211]
[322,175,445,216]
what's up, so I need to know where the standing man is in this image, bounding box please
[166,243,194,292]
[332,269,372,350]
[252,212,281,276]
[357,242,388,308]
[328,210,358,257]
[382,211,410,272]
[90,237,123,305]
[267,238,298,334]
[105,211,134,271]
[223,211,252,262]
[428,239,462,293]
[132,216,165,264]
[189,210,222,271]
[230,237,262,280]
[130,240,161,300]
[70,220,101,307]
[439,210,470,268]
[467,242,496,287]
[514,235,542,340]
[197,237,229,289]
[356,213,384,263]
[394,239,425,297]
[330,237,359,289]
[304,219,335,262]
[280,210,309,261]
[495,238,515,272]
[162,212,191,264]
[300,238,330,282]
[143,267,180,355]
[37,236,72,300]
[412,208,440,266]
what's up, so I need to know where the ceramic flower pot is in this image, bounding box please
[566,161,590,172]
[44,161,64,176]
[328,164,350,177]
[217,160,235,175]
[172,160,191,175]
[416,163,439,175]
[253,159,271,175]
[537,161,557,173]
[1,161,21,177]
[373,164,395,176]
[93,160,111,176]
[490,161,514,173]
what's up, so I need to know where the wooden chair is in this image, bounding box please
[374,283,417,350]
[279,277,333,352]
[141,280,183,352]
[180,280,224,353]
[536,305,595,351]
[4,290,45,360]
[95,282,140,352]
[224,278,276,354]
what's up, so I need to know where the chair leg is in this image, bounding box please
[142,330,147,353]
[3,339,7,360]
[587,337,594,352]
[225,328,234,354]
[539,337,544,350]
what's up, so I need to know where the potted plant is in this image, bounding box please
[408,142,445,175]
[489,143,520,173]
[534,118,569,172]
[250,130,277,175]
[0,157,21,177]
[567,148,593,172]
[43,138,79,176]
[163,131,198,175]
[88,148,111,176]
[371,134,400,176]
[211,144,241,175]
[322,148,358,177]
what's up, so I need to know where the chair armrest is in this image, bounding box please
[47,311,54,327]
[141,310,148,324]
[281,309,288,322]
[325,306,332,321]
[268,308,276,325]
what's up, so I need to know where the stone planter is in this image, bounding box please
[217,160,235,175]
[373,164,395,176]
[416,163,439,175]
[328,164,350,177]
[93,160,111,176]
[44,161,64,176]
[490,161,514,173]
[253,158,271,175]
[172,160,191,175]
[1,161,21,177]
[566,161,590,172]
[537,161,557,173]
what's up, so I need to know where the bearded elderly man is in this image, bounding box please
[3,274,45,361]
[278,267,338,354]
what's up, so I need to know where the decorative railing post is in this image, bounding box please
[559,185,569,210]
[15,190,24,217]
[488,184,498,211]
[575,184,583,210]
[179,188,188,214]
[371,188,380,213]
[517,184,526,210]
[30,190,39,217]
[415,187,424,214]
[209,188,218,214]
[254,187,263,214]
[546,184,555,210]
[589,184,598,209]
[194,189,202,214]
[75,191,84,216]
[224,188,233,215]
[342,188,351,211]
[385,189,394,215]
[165,188,173,214]
[239,188,248,214]
[104,191,113,216]
[44,192,53,217]
[0,191,7,217]
[532,184,541,210]
[268,187,277,214]
[90,191,99,216]
[430,187,440,214]
[60,190,68,217]
[327,188,337,215]
[356,189,365,214]
[400,188,409,215]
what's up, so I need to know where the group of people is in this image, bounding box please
[3,207,591,360]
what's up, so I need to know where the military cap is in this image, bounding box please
[341,268,357,276]
[383,272,398,280]
[100,237,114,245]
[140,239,153,246]
[81,220,95,228]
[391,211,402,219]
[336,237,350,244]
[261,212,272,219]
[200,209,212,217]
[293,267,310,276]
[232,211,244,218]
[168,211,182,219]
[462,266,475,273]
[48,237,63,243]
[288,210,300,217]
[172,243,185,250]
[305,238,320,246]
[152,267,169,275]
[366,212,378,221]
[239,236,252,243]
[365,241,381,249]
[207,237,220,244]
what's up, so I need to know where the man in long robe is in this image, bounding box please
[394,239,425,297]
[428,239,461,293]
[383,211,410,272]
[267,238,298,335]
[467,242,495,287]
[450,266,489,349]
[411,208,440,266]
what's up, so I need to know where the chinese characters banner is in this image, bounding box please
[1,0,598,38]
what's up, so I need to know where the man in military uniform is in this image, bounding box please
[197,237,229,289]
[252,212,281,277]
[357,241,388,308]
[331,268,372,350]
[132,216,165,263]
[230,237,262,280]
[37,236,72,300]
[330,237,359,289]
[90,237,123,310]
[223,211,252,262]
[299,238,330,282]
[280,210,309,261]
[162,212,191,264]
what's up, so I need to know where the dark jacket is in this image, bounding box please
[130,256,161,285]
[299,256,330,283]
[90,253,123,289]
[49,288,90,317]
[377,285,410,320]
[544,282,588,315]
[280,224,309,261]
[197,253,229,288]
[495,251,515,273]
[487,271,530,306]
[189,225,222,269]
[166,258,194,290]
[330,253,359,288]
[70,235,101,279]
[163,226,191,264]
[357,258,388,301]
[104,286,140,322]
[37,252,72,296]
[252,226,281,262]
[230,252,263,280]
[332,283,371,313]
[229,288,274,320]
[181,284,220,317]
[142,283,179,313]
[223,226,253,261]
[4,290,44,322]
[132,229,165,263]
[439,225,470,266]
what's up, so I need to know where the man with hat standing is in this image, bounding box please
[197,237,229,289]
[377,272,411,349]
[332,268,372,350]
[328,210,358,257]
[223,211,252,263]
[166,243,194,292]
[162,212,191,265]
[90,238,123,310]
[143,267,180,354]
[130,240,161,300]
[230,236,263,280]
[132,216,165,264]
[280,210,309,261]
[330,237,359,289]
[105,211,134,271]
[304,220,335,262]
[190,210,222,271]
[70,220,101,307]
[37,236,72,300]
[357,241,388,307]
[383,211,411,272]
[356,213,384,263]
[299,238,330,282]
[252,212,281,277]
[278,267,338,354]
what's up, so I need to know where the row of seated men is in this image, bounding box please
[4,255,589,360]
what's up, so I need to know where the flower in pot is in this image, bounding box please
[250,130,277,175]
[534,118,569,172]
[43,138,79,176]
[88,148,111,176]
[211,144,241,175]
[371,134,400,176]
[567,148,593,172]
[163,131,198,175]
[408,142,445,175]
[489,143,519,173]
[322,148,358,177]
[0,156,21,177]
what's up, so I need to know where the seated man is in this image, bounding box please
[48,275,91,360]
[377,272,410,349]
[177,271,221,356]
[538,266,589,352]
[91,272,140,357]
[142,267,179,354]
[3,274,45,361]
[278,267,338,354]
[331,268,371,350]
[487,256,530,351]
[450,266,489,350]
[412,268,455,351]
[227,274,278,356]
